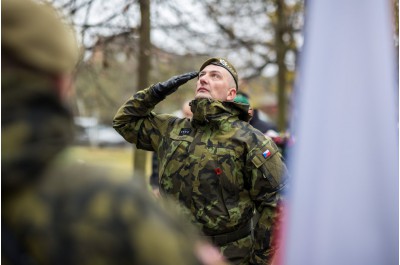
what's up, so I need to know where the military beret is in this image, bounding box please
[199,57,239,90]
[2,0,80,74]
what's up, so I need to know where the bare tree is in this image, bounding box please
[147,0,304,131]
[194,0,304,131]
[134,0,151,175]
[51,0,305,176]
[138,0,151,90]
[52,0,304,130]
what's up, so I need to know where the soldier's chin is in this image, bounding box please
[195,92,212,99]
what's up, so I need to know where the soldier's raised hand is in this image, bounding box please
[151,71,198,99]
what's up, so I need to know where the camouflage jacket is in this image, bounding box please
[113,86,288,264]
[2,71,209,265]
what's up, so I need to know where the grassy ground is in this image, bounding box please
[69,145,132,177]
[68,145,153,183]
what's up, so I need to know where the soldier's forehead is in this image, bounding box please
[200,64,230,74]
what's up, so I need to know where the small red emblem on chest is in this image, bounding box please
[214,168,222,175]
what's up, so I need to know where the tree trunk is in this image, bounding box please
[134,0,151,176]
[275,0,287,132]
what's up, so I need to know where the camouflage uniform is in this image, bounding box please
[2,47,216,265]
[2,1,226,265]
[113,86,288,265]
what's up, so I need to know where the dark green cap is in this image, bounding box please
[199,57,239,90]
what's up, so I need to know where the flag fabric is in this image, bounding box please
[282,1,399,265]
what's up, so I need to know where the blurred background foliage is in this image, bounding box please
[52,0,307,129]
[49,0,398,175]
[53,0,398,128]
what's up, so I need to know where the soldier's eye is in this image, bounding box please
[211,73,221,80]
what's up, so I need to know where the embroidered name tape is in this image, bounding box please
[179,128,192,136]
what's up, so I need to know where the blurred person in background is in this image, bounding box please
[234,92,292,159]
[1,1,228,265]
[114,57,288,265]
[234,91,277,133]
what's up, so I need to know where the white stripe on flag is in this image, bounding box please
[283,1,398,265]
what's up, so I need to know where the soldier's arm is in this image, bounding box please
[113,87,168,150]
[246,138,288,265]
[113,72,198,151]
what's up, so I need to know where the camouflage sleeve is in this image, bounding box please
[113,86,177,151]
[246,138,288,265]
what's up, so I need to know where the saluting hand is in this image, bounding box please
[151,71,198,99]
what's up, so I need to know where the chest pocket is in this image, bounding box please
[159,129,194,178]
[212,147,244,192]
[249,142,286,189]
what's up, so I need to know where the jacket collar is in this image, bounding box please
[189,98,251,127]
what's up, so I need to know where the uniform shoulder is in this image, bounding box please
[232,119,268,138]
[227,119,276,151]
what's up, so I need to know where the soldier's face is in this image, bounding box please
[195,65,237,101]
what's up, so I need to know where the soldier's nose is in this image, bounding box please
[199,75,208,85]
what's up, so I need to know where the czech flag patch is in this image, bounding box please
[262,149,271,158]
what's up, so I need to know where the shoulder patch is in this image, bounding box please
[262,149,272,158]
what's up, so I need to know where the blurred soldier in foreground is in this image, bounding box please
[113,58,288,265]
[1,0,227,265]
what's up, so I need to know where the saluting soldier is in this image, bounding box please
[113,57,288,265]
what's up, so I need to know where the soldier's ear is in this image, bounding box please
[226,87,237,101]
